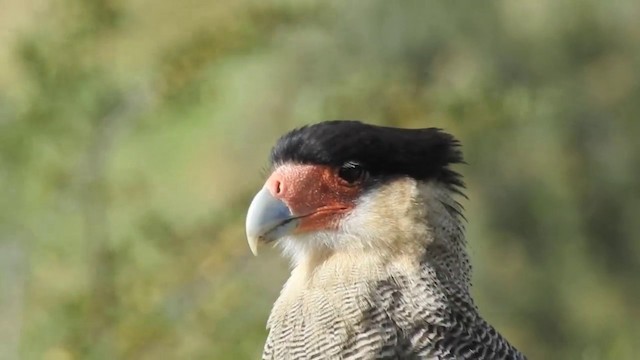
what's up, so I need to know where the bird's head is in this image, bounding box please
[246,120,465,264]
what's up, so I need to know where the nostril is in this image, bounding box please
[273,180,283,195]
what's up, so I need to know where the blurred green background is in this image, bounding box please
[1,0,639,359]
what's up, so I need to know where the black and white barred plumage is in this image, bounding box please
[246,121,526,359]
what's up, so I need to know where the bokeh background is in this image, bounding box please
[1,0,639,359]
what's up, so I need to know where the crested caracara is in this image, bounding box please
[245,120,526,359]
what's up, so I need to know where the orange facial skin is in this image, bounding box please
[264,164,362,234]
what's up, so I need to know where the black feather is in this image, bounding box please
[270,120,465,190]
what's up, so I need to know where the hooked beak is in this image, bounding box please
[245,187,299,255]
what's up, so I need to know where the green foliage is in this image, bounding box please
[1,0,638,358]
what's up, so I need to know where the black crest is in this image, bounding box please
[270,120,464,190]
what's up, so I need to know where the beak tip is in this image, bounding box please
[247,236,259,256]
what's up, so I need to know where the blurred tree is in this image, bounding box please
[0,0,638,359]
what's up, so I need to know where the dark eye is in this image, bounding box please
[338,161,367,184]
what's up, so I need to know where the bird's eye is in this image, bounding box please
[338,162,367,184]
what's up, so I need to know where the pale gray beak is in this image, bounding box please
[245,187,299,255]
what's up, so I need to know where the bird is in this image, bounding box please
[245,120,526,359]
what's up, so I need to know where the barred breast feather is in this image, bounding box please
[262,250,526,360]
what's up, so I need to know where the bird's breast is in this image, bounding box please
[264,254,426,359]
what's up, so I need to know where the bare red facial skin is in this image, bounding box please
[264,163,362,233]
